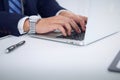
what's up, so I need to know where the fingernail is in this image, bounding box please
[83,26,86,31]
[78,29,81,33]
[68,32,71,36]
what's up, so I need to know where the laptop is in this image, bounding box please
[108,50,120,73]
[29,0,120,46]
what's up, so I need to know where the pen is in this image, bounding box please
[6,40,26,53]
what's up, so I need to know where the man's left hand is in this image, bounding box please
[59,11,87,32]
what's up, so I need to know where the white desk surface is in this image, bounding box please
[0,32,120,80]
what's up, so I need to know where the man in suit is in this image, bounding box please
[0,0,87,37]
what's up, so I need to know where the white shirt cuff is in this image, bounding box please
[56,10,67,16]
[18,16,29,34]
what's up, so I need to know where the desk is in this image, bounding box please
[0,32,120,80]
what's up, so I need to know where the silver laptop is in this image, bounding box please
[29,0,120,46]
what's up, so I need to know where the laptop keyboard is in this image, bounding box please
[56,31,85,41]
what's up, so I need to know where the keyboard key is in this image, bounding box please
[56,31,85,41]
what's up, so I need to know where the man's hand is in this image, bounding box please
[59,11,87,32]
[24,11,87,36]
[35,11,87,36]
[35,15,81,36]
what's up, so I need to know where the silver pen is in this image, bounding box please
[6,40,26,53]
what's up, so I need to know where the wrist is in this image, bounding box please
[23,16,41,34]
[23,19,30,33]
[28,16,41,34]
[56,10,67,16]
[59,10,71,15]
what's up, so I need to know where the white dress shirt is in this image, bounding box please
[18,10,66,34]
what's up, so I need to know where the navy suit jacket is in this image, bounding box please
[0,0,64,37]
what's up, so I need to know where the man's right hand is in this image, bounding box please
[24,15,81,36]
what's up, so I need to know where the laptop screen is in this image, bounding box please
[84,0,120,45]
[117,61,120,69]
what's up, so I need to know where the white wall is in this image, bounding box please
[56,0,90,16]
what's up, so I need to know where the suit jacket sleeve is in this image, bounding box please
[0,12,24,37]
[37,0,65,18]
[0,0,65,37]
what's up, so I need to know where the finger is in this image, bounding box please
[83,16,88,24]
[69,19,81,33]
[63,23,72,36]
[78,16,86,31]
[54,25,67,36]
[85,16,88,22]
[52,17,72,35]
[80,20,86,31]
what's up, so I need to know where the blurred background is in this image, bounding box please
[56,0,90,16]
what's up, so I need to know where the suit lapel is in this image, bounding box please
[4,0,9,12]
